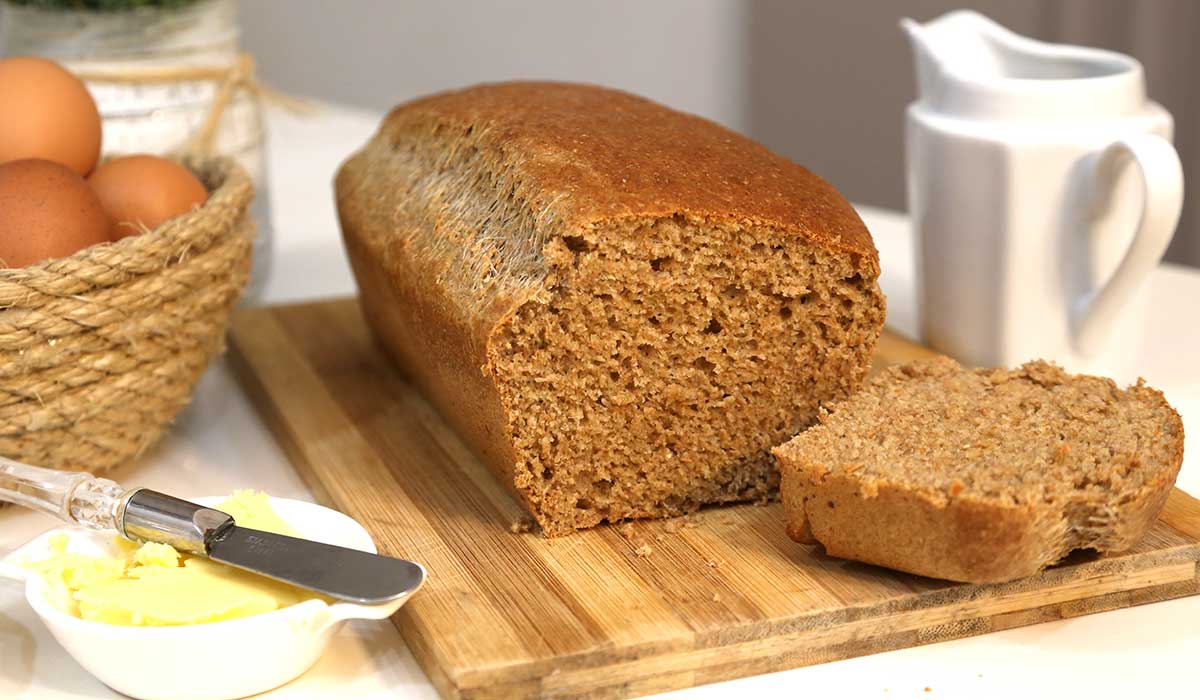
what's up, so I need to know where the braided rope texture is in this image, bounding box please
[0,156,254,473]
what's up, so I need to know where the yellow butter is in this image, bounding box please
[26,490,316,626]
[211,489,303,537]
[74,558,307,626]
[132,541,180,569]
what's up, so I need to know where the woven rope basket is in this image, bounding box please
[0,156,254,473]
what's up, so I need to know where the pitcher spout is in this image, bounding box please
[900,17,937,103]
[901,10,1144,121]
[901,10,1015,104]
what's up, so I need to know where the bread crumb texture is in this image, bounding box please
[338,82,885,536]
[773,356,1185,583]
[495,214,883,534]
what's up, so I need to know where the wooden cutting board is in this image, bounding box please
[228,298,1200,700]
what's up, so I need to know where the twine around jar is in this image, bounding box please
[73,51,314,158]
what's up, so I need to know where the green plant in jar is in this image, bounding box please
[4,0,200,9]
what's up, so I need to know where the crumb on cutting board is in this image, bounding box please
[634,544,653,558]
[509,517,536,534]
[618,523,636,538]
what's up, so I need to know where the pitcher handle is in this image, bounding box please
[1072,134,1183,355]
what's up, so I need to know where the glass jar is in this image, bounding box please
[1,0,272,301]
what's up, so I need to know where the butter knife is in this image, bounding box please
[0,457,425,606]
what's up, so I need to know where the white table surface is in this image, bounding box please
[2,103,1198,700]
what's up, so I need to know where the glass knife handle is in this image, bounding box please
[0,456,126,531]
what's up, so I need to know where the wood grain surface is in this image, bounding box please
[229,298,1200,700]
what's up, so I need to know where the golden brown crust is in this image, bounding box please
[336,162,528,506]
[377,81,879,270]
[340,211,525,497]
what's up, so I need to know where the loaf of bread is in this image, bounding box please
[773,356,1184,583]
[336,82,886,536]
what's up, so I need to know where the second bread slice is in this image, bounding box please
[772,356,1184,583]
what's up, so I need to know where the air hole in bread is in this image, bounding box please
[562,235,592,253]
[650,256,674,272]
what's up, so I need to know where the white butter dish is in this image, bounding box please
[0,497,422,700]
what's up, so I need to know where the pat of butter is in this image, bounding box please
[213,489,303,537]
[27,490,315,626]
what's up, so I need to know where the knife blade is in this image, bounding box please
[208,526,426,605]
[118,488,425,605]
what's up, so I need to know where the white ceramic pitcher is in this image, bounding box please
[902,10,1184,382]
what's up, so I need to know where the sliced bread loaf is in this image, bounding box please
[772,356,1184,583]
[337,82,886,536]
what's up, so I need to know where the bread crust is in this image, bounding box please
[340,219,523,487]
[773,358,1185,583]
[374,81,879,267]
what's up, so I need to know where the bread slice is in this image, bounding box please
[772,356,1184,583]
[336,82,886,536]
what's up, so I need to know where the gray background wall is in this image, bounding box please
[241,0,749,133]
[241,0,1199,267]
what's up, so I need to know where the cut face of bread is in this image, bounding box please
[491,215,884,533]
[772,357,1185,583]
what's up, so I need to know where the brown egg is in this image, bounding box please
[87,155,209,240]
[0,57,102,176]
[0,159,111,268]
